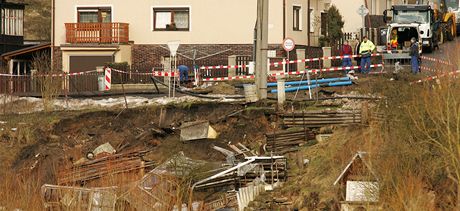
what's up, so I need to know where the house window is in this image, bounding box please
[153,8,190,31]
[293,6,301,31]
[321,12,327,36]
[77,7,112,23]
[1,8,24,36]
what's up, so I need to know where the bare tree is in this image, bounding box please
[32,51,61,112]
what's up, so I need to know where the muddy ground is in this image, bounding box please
[0,71,432,210]
[0,102,280,186]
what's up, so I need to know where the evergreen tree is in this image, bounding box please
[320,5,344,47]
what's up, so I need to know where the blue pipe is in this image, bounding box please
[267,77,350,87]
[328,81,353,87]
[270,80,353,93]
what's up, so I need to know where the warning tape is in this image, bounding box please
[202,64,384,81]
[421,56,454,66]
[202,75,255,82]
[270,64,384,77]
[200,64,248,70]
[111,68,179,77]
[420,66,437,72]
[0,68,180,78]
[411,70,460,85]
[0,70,98,77]
[199,53,383,70]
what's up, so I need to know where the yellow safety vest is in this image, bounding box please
[360,41,376,54]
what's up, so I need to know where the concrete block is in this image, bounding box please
[322,47,331,68]
[296,49,306,71]
[228,55,237,77]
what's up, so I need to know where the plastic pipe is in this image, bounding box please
[270,80,352,93]
[328,81,353,87]
[267,77,350,87]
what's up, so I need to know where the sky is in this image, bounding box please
[331,0,364,33]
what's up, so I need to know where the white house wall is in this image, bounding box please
[54,0,328,46]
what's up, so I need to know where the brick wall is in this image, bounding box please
[131,44,323,71]
[53,44,323,73]
[52,47,62,71]
[131,44,253,71]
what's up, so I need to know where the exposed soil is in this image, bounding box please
[0,102,277,187]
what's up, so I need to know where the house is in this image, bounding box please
[0,0,25,61]
[334,152,380,211]
[51,0,328,74]
[1,43,51,76]
[331,0,406,33]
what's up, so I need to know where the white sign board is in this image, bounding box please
[167,40,180,56]
[357,5,369,16]
[282,38,295,52]
[346,181,379,202]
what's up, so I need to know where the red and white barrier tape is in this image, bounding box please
[199,53,383,70]
[202,75,256,82]
[421,56,454,66]
[270,64,384,77]
[0,68,181,78]
[202,64,384,81]
[411,70,460,85]
[111,68,179,77]
[420,66,437,72]
[0,70,98,77]
[200,64,248,70]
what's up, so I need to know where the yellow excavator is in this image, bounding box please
[414,0,457,41]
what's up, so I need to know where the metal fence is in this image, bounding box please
[0,74,100,96]
[236,56,252,75]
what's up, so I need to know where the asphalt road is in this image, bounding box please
[423,38,460,69]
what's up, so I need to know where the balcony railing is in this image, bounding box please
[65,22,129,44]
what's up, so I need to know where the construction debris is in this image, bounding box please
[58,150,154,185]
[124,152,206,210]
[205,192,238,210]
[180,120,218,141]
[194,156,287,190]
[92,142,116,158]
[41,184,118,211]
[148,151,206,176]
[265,129,316,155]
[282,110,362,128]
[316,134,333,142]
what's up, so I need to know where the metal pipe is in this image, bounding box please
[283,0,286,40]
[189,157,256,207]
[307,0,311,46]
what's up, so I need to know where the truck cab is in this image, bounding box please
[384,5,437,53]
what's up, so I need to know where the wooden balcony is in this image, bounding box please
[65,22,129,44]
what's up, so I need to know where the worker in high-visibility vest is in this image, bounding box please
[359,36,376,74]
[389,29,398,50]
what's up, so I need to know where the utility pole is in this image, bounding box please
[255,0,268,100]
[307,0,311,46]
[364,0,372,29]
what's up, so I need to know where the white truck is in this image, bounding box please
[382,5,428,59]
